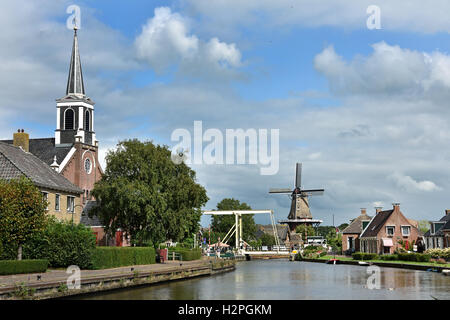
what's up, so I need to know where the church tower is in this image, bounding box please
[55,27,96,146]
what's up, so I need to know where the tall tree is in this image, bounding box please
[295,224,316,241]
[0,177,48,260]
[211,198,257,242]
[91,139,208,247]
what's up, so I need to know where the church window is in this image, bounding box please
[84,158,92,174]
[65,109,75,130]
[85,110,90,131]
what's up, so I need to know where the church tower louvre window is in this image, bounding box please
[64,109,75,130]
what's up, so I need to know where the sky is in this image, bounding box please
[1,0,450,227]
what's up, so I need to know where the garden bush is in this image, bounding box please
[425,248,450,261]
[379,254,399,261]
[0,259,48,275]
[91,247,156,269]
[352,252,378,260]
[23,218,96,269]
[397,253,431,262]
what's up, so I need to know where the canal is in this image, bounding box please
[77,260,450,300]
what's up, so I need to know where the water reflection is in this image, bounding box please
[76,261,450,300]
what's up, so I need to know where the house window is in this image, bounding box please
[42,192,49,210]
[67,196,75,213]
[362,221,370,230]
[386,226,395,236]
[64,109,75,130]
[401,226,411,236]
[55,194,60,211]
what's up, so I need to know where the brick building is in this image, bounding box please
[423,210,450,249]
[341,208,372,254]
[360,203,421,255]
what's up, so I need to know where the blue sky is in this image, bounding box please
[2,0,450,228]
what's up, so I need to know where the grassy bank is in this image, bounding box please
[318,255,450,268]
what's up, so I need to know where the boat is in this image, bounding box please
[326,258,340,265]
[358,261,371,266]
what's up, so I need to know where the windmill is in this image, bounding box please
[269,163,324,233]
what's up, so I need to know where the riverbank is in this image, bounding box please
[0,257,235,300]
[303,256,450,272]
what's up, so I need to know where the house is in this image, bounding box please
[256,224,290,246]
[342,208,372,254]
[0,141,83,223]
[423,210,450,249]
[359,203,420,255]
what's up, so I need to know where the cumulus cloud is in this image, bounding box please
[135,7,242,78]
[314,42,450,97]
[389,172,442,192]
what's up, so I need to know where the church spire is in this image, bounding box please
[66,26,85,96]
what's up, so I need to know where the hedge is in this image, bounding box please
[90,247,156,270]
[425,248,450,261]
[168,248,202,261]
[0,259,48,275]
[352,252,378,260]
[397,253,431,262]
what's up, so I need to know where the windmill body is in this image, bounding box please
[269,163,324,245]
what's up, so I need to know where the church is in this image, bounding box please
[1,27,128,246]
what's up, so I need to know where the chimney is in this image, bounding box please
[375,207,383,214]
[360,208,367,215]
[445,209,450,216]
[392,203,400,211]
[13,129,29,152]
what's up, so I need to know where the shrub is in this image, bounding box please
[23,218,96,269]
[352,252,378,260]
[425,248,450,261]
[397,253,431,262]
[91,247,156,270]
[379,254,399,261]
[0,259,48,275]
[168,247,202,261]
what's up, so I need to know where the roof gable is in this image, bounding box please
[360,210,393,238]
[0,142,82,194]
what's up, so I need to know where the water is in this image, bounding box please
[77,260,450,300]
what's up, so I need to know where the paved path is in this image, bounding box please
[0,258,214,289]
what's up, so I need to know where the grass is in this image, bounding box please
[317,255,450,268]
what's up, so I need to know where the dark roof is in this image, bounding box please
[360,210,393,238]
[342,213,372,234]
[0,142,82,194]
[0,138,72,166]
[256,224,289,241]
[424,213,450,236]
[80,201,103,227]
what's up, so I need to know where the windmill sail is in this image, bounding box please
[295,163,302,189]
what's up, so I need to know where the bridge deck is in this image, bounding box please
[243,251,291,255]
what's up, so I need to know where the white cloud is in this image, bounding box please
[135,7,242,77]
[389,172,442,192]
[314,42,450,97]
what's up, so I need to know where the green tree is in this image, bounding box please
[295,224,316,240]
[326,230,342,253]
[210,198,257,242]
[260,233,276,246]
[0,177,48,260]
[91,139,208,247]
[417,220,429,234]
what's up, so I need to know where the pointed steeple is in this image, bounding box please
[66,27,85,96]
